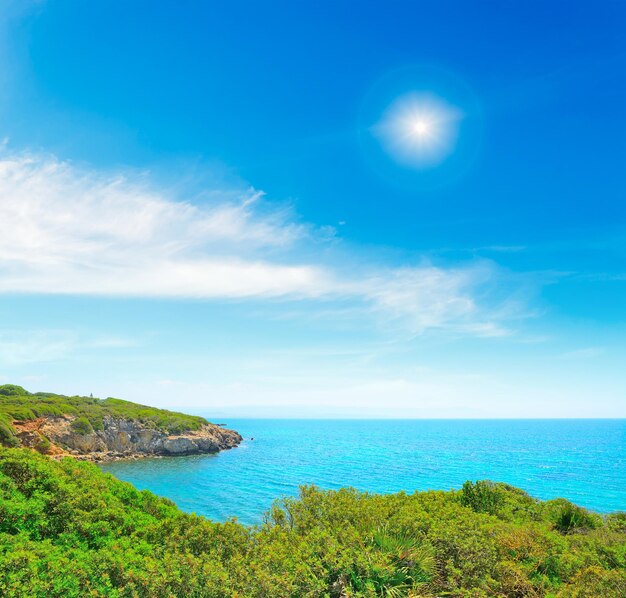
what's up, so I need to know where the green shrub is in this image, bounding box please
[460,480,505,515]
[557,566,626,597]
[35,435,51,454]
[0,417,18,447]
[0,384,28,396]
[6,406,36,421]
[355,526,435,594]
[70,417,93,436]
[545,499,602,534]
[0,446,624,597]
[606,512,626,533]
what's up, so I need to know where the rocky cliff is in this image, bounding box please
[13,415,242,461]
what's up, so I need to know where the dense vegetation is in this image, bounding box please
[0,384,208,447]
[0,447,624,597]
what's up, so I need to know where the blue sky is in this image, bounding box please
[0,0,625,417]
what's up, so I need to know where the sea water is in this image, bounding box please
[100,419,625,525]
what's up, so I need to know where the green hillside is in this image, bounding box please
[0,446,624,597]
[0,385,208,448]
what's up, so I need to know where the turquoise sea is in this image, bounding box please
[100,419,625,525]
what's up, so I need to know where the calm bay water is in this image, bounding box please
[100,419,625,525]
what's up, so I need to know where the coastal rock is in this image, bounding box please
[13,415,242,461]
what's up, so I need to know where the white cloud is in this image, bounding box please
[0,330,75,366]
[122,366,626,418]
[359,265,509,336]
[556,347,604,360]
[0,149,526,335]
[0,152,320,298]
[0,329,139,366]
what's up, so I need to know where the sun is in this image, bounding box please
[411,119,432,138]
[373,92,462,168]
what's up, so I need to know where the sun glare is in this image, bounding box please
[411,119,430,136]
[373,92,462,169]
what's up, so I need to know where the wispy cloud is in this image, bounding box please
[0,148,530,336]
[0,151,322,298]
[0,328,139,366]
[556,347,605,360]
[0,330,75,366]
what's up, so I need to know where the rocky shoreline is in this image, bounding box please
[13,415,242,462]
